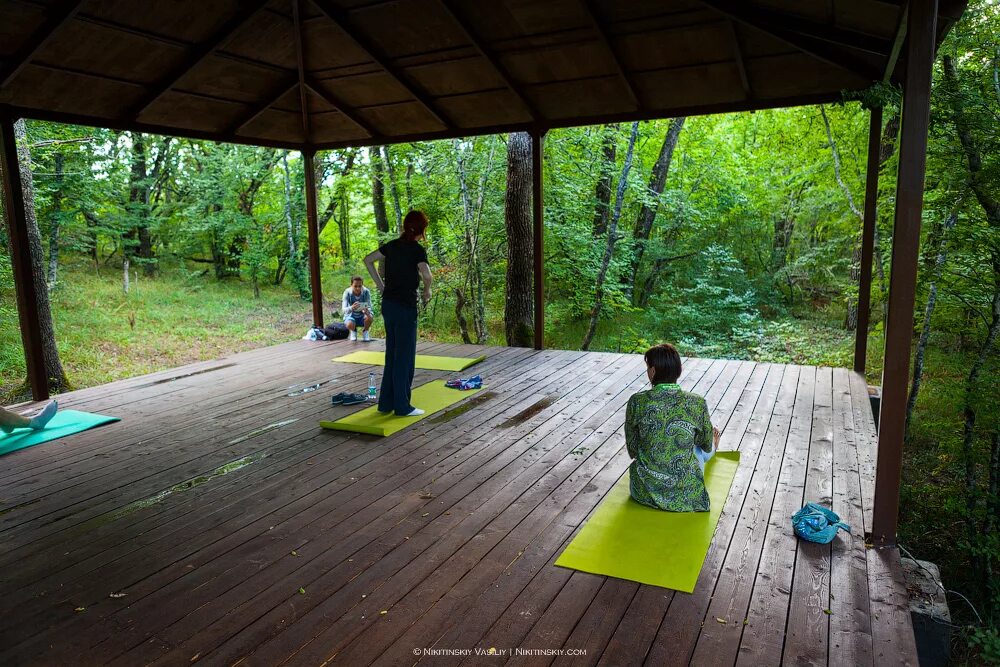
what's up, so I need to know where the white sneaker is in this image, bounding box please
[349,330,357,341]
[363,331,371,342]
[406,408,425,416]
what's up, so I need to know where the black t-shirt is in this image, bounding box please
[379,238,428,308]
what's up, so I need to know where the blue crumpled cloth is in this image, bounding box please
[792,502,850,544]
[445,374,482,390]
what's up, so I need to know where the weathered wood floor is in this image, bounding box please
[0,340,917,666]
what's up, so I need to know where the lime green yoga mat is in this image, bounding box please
[320,381,485,437]
[332,350,486,372]
[0,409,120,457]
[554,451,740,593]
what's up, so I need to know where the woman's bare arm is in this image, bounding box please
[363,249,385,292]
[418,261,432,305]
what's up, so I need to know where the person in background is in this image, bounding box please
[1,401,58,434]
[342,275,374,341]
[363,210,433,417]
[625,344,721,511]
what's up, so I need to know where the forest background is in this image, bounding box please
[2,1,999,662]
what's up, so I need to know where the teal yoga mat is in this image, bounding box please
[0,409,120,457]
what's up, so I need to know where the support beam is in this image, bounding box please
[304,79,376,137]
[292,0,311,143]
[531,128,545,350]
[129,0,268,119]
[579,1,641,111]
[883,5,909,82]
[0,112,48,399]
[229,81,300,136]
[873,0,938,546]
[700,0,884,81]
[0,0,84,89]
[310,0,450,129]
[437,0,540,121]
[727,21,753,100]
[855,106,882,375]
[303,150,324,327]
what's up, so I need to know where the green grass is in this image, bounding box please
[1,258,315,399]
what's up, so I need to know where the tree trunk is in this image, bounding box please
[626,117,685,304]
[382,145,403,232]
[504,132,533,347]
[454,138,494,344]
[47,151,64,289]
[582,122,639,351]
[280,153,298,287]
[370,146,390,235]
[12,119,70,393]
[905,212,957,438]
[455,288,472,344]
[592,124,616,237]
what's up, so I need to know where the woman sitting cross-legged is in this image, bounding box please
[625,344,720,512]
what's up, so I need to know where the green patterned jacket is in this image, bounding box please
[625,383,714,512]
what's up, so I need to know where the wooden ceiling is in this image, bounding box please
[0,0,967,150]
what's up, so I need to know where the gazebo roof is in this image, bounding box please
[0,0,968,150]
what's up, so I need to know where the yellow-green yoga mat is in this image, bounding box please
[319,381,485,437]
[0,409,120,457]
[554,451,740,593]
[332,350,486,372]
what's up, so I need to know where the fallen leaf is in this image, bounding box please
[298,587,306,595]
[421,513,429,517]
[109,592,127,599]
[74,607,86,613]
[380,610,387,615]
[823,609,832,615]
[290,551,298,556]
[715,617,727,624]
[190,653,200,662]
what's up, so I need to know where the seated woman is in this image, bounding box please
[1,401,58,434]
[625,345,720,512]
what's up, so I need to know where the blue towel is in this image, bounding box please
[445,375,482,390]
[792,503,850,544]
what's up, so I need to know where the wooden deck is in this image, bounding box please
[0,340,918,666]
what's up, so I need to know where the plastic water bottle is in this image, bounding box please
[368,372,377,402]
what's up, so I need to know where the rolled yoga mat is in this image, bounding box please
[332,350,486,372]
[320,380,485,437]
[1,409,120,457]
[554,451,740,593]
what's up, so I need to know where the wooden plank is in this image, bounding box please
[459,359,736,666]
[783,366,834,665]
[728,367,816,667]
[851,371,919,666]
[829,368,874,667]
[0,348,576,660]
[0,347,534,595]
[15,353,607,664]
[127,356,646,665]
[645,363,794,665]
[594,361,761,665]
[0,0,85,88]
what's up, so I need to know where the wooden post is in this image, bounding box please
[0,112,48,400]
[854,106,882,375]
[531,128,545,350]
[873,0,937,546]
[303,149,323,328]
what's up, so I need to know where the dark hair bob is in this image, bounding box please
[401,210,429,242]
[644,343,682,385]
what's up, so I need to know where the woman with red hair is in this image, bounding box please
[363,210,433,416]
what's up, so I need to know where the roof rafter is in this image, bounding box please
[0,0,85,88]
[700,0,885,81]
[304,78,376,137]
[437,0,539,122]
[883,5,908,82]
[727,20,753,100]
[292,0,311,143]
[129,0,270,120]
[309,0,450,129]
[578,0,641,111]
[229,81,300,136]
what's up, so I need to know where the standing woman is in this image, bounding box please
[364,211,433,416]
